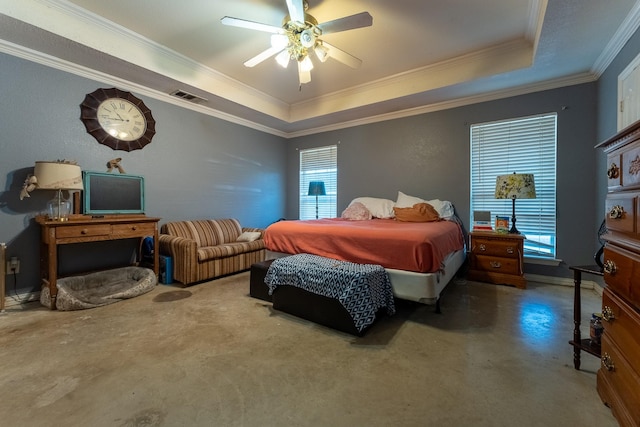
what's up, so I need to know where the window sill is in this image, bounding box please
[524,256,562,267]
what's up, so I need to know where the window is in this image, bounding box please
[299,145,337,219]
[470,114,557,258]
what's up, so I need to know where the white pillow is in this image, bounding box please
[395,191,455,219]
[237,231,261,242]
[395,191,425,208]
[349,197,395,218]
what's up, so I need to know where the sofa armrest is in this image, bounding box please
[158,234,198,285]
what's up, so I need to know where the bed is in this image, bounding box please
[263,205,466,307]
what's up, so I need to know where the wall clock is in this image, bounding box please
[80,88,156,151]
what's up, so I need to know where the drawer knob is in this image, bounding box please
[506,247,514,254]
[607,162,619,179]
[608,205,624,219]
[603,259,617,275]
[602,306,615,322]
[132,226,137,230]
[81,229,88,235]
[479,244,486,252]
[490,261,502,269]
[601,353,615,371]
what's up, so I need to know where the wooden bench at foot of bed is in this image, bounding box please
[249,256,395,336]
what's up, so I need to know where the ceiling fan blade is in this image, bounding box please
[322,42,363,69]
[244,46,285,67]
[286,0,306,24]
[221,16,283,33]
[297,62,311,85]
[317,12,373,35]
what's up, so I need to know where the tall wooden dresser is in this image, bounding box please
[596,120,640,427]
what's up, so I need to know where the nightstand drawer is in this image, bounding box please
[472,238,521,258]
[474,255,520,275]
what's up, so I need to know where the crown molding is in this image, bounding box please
[592,0,640,76]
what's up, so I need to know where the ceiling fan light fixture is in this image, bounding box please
[314,43,329,62]
[271,34,289,49]
[300,55,314,72]
[275,49,291,68]
[300,28,316,48]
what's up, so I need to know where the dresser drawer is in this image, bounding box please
[112,222,156,236]
[599,336,640,425]
[602,288,640,373]
[621,141,640,189]
[603,245,640,308]
[472,238,521,259]
[473,255,520,275]
[55,224,112,238]
[605,194,636,234]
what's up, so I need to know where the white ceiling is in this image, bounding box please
[0,0,639,137]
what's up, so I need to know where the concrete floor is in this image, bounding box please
[0,273,617,427]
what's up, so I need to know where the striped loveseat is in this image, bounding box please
[159,218,266,285]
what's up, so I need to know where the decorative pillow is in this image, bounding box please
[341,202,373,220]
[396,191,455,219]
[236,231,262,242]
[349,197,395,218]
[393,203,441,222]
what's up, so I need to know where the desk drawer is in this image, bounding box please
[472,238,521,258]
[603,245,640,308]
[112,222,156,237]
[56,224,111,238]
[474,255,520,275]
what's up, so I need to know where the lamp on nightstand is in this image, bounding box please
[308,181,326,219]
[495,172,536,234]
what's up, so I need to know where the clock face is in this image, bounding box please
[80,88,156,151]
[97,98,147,142]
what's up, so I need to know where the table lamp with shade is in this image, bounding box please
[31,161,84,221]
[494,172,536,234]
[308,181,326,219]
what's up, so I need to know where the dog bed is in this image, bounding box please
[40,266,157,310]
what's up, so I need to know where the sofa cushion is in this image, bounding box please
[198,239,265,261]
[161,219,242,247]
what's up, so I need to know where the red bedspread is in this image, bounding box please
[264,218,465,273]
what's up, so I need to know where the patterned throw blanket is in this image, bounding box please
[264,254,395,333]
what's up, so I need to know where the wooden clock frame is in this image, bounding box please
[80,88,156,152]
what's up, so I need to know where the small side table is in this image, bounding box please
[568,265,603,370]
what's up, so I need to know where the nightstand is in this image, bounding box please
[467,231,526,289]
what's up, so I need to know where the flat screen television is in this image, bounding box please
[82,171,145,215]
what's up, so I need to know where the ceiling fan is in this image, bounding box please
[221,0,373,86]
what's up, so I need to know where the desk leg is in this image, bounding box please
[572,269,582,370]
[47,238,58,310]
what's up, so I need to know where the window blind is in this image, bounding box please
[470,113,557,258]
[299,145,337,219]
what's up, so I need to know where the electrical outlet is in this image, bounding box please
[7,257,19,274]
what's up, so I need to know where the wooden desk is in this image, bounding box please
[568,265,603,370]
[36,215,160,310]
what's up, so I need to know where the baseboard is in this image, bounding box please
[3,291,41,308]
[525,273,604,296]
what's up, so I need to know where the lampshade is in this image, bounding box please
[34,161,83,190]
[495,173,536,199]
[308,181,326,196]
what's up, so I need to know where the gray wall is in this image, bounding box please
[0,53,288,295]
[289,83,599,278]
